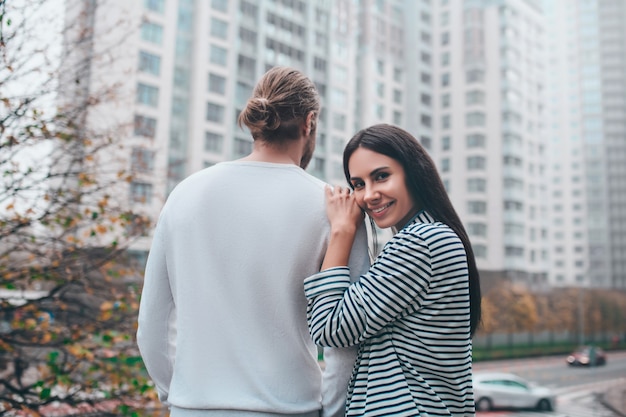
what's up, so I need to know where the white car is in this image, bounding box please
[472,372,556,412]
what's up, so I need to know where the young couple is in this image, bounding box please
[137,66,481,417]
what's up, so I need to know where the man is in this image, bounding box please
[137,66,369,417]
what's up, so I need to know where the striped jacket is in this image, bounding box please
[305,210,475,416]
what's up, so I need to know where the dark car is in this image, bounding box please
[566,345,607,366]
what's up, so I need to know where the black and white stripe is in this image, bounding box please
[305,211,474,416]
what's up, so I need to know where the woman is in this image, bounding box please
[304,124,481,416]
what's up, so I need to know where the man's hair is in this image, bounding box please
[238,66,320,142]
[343,124,482,337]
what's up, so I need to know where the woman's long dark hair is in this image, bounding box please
[343,124,482,336]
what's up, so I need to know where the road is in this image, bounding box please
[473,350,626,417]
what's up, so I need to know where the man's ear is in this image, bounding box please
[305,111,315,135]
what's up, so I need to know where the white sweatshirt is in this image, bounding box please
[137,161,369,416]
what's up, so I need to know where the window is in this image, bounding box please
[393,89,402,104]
[505,246,524,257]
[238,55,256,80]
[467,156,486,170]
[376,104,384,119]
[504,200,524,212]
[376,82,384,98]
[441,52,450,66]
[420,114,432,128]
[333,113,346,130]
[441,115,451,129]
[466,112,486,127]
[441,32,450,45]
[467,178,486,192]
[233,138,252,158]
[441,73,450,87]
[377,60,385,75]
[211,0,228,12]
[420,72,431,84]
[136,83,159,107]
[240,0,258,19]
[240,27,257,46]
[441,158,450,172]
[467,222,487,237]
[468,201,487,214]
[467,134,486,148]
[131,148,155,172]
[141,22,163,44]
[144,0,164,13]
[314,57,327,73]
[174,67,189,88]
[134,114,157,138]
[420,136,432,149]
[210,44,228,66]
[210,18,228,39]
[208,73,226,94]
[421,93,431,106]
[473,244,487,258]
[442,136,450,150]
[139,51,161,76]
[466,69,484,83]
[206,102,225,123]
[466,90,485,105]
[235,82,252,107]
[310,157,325,176]
[393,111,402,125]
[394,67,403,82]
[441,93,450,107]
[205,131,223,152]
[130,182,153,204]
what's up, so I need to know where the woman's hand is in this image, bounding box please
[325,185,364,235]
[321,185,363,270]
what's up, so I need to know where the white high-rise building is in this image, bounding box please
[61,0,435,263]
[431,0,549,288]
[64,0,626,290]
[543,0,626,289]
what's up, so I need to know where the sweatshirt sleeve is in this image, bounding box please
[305,230,432,348]
[319,222,370,417]
[136,218,176,405]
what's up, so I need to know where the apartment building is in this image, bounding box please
[431,0,550,288]
[61,0,625,289]
[544,0,626,289]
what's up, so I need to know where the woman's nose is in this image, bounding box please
[363,185,380,203]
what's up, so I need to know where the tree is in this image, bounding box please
[0,1,159,415]
[482,282,537,334]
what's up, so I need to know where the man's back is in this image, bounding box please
[139,161,331,413]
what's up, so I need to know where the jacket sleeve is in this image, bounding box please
[305,230,433,348]
[136,218,176,405]
[320,221,370,417]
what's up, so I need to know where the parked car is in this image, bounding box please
[472,372,556,412]
[566,345,607,366]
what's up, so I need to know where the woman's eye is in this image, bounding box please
[375,172,389,181]
[351,181,364,189]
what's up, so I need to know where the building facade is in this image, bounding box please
[543,0,626,289]
[61,0,625,289]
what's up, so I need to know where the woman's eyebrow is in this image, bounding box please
[350,166,390,182]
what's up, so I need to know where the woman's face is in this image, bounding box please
[348,147,419,230]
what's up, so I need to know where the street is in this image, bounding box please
[474,350,626,417]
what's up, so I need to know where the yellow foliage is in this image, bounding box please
[100,301,114,311]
